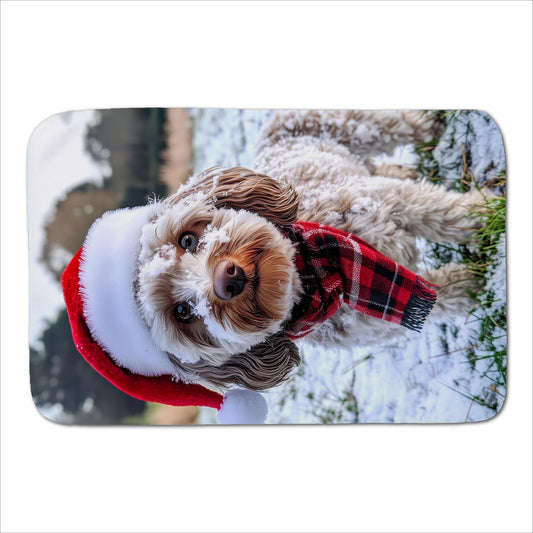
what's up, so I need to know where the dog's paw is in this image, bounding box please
[423,264,478,319]
[458,187,500,244]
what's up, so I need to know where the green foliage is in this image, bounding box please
[312,385,360,424]
[415,110,507,411]
[414,138,442,184]
[431,189,507,397]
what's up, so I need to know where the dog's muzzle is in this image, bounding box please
[213,260,248,300]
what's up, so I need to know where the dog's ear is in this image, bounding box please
[166,166,299,228]
[214,333,301,391]
[168,332,301,391]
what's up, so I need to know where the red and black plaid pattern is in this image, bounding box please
[283,221,438,340]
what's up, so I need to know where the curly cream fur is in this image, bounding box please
[138,109,486,388]
[252,109,485,349]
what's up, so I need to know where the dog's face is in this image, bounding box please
[135,167,302,390]
[137,202,299,363]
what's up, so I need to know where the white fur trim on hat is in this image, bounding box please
[79,204,177,377]
[216,390,268,424]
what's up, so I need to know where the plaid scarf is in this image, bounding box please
[283,221,438,340]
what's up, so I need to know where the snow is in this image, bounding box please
[28,110,112,348]
[199,223,230,250]
[432,110,506,189]
[142,244,178,279]
[190,108,275,168]
[191,108,507,424]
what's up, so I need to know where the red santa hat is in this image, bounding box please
[61,205,268,424]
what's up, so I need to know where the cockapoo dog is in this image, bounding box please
[130,109,487,392]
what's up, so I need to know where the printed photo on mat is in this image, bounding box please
[28,109,507,424]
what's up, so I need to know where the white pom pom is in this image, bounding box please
[216,390,268,425]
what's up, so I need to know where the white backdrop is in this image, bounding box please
[1,2,532,532]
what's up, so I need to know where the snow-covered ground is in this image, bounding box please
[191,108,506,424]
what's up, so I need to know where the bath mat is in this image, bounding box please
[28,108,507,425]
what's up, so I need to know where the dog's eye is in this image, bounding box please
[178,232,198,252]
[173,301,195,323]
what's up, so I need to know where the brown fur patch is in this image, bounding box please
[166,166,299,228]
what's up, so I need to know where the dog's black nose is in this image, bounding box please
[213,260,247,300]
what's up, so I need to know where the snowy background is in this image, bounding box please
[190,109,507,424]
[28,111,112,350]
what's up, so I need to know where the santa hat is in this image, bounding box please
[61,205,268,425]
